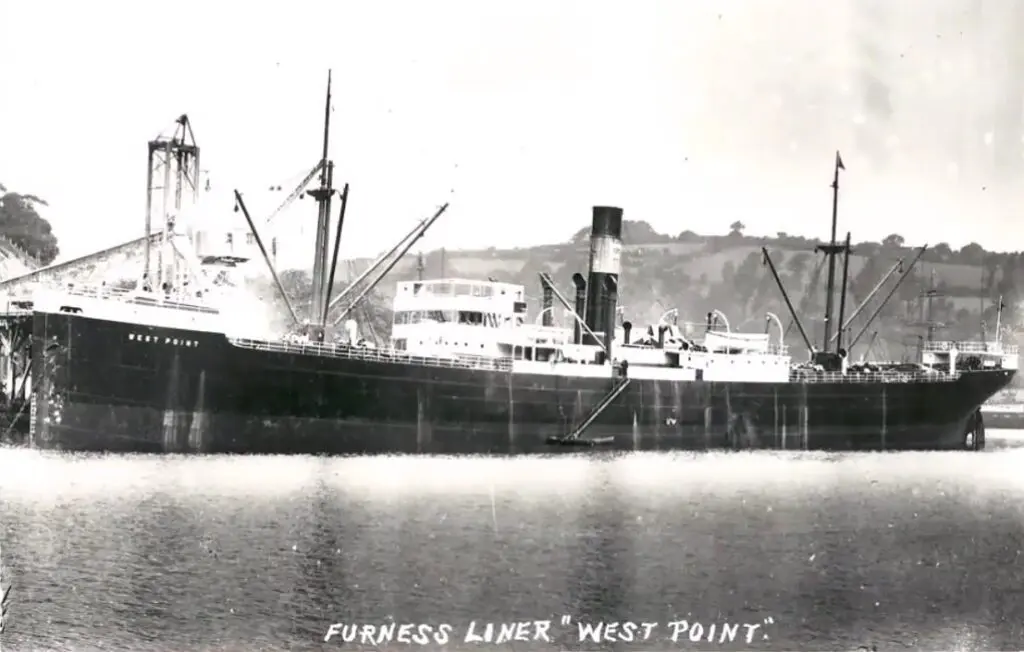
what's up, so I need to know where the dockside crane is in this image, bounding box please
[146,114,200,292]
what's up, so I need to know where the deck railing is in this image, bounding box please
[791,369,955,384]
[230,335,966,384]
[0,301,32,317]
[17,283,221,316]
[228,337,515,372]
[923,340,1019,356]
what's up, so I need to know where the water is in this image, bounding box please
[3,435,1024,651]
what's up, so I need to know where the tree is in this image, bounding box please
[259,267,393,342]
[0,183,60,265]
[721,260,736,285]
[932,242,953,261]
[621,220,668,244]
[786,252,811,277]
[571,219,671,245]
[959,242,985,265]
[729,221,746,237]
[881,233,904,249]
[733,251,765,317]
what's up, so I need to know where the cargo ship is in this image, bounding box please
[981,389,1024,429]
[15,76,1019,454]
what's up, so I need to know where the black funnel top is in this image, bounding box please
[591,206,624,239]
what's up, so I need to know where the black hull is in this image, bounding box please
[29,312,1015,454]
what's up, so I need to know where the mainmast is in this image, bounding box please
[908,268,947,357]
[835,231,852,352]
[909,268,941,361]
[815,150,848,354]
[924,268,939,343]
[306,70,337,341]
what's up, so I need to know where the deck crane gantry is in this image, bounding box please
[146,114,200,292]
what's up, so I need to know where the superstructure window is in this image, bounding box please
[394,310,457,325]
[512,346,535,361]
[458,311,484,325]
[424,310,451,322]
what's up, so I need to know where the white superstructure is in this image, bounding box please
[390,278,569,360]
[387,277,794,382]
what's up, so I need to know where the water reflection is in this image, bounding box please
[2,446,1024,650]
[566,462,630,628]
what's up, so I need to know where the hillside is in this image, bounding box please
[333,219,1024,363]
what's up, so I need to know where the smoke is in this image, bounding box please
[221,289,288,339]
[206,266,292,339]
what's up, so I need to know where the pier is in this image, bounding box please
[0,297,33,441]
[0,233,185,443]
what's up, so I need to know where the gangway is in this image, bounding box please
[547,376,631,447]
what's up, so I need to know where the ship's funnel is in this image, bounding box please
[571,273,587,344]
[583,206,624,348]
[601,275,618,353]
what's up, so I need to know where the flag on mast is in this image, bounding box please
[835,151,845,171]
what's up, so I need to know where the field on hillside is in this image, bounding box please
[628,242,707,256]
[342,235,998,313]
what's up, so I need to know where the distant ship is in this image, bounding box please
[13,75,1018,454]
[982,389,1024,429]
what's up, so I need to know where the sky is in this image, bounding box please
[1,0,1023,267]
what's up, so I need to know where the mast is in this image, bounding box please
[996,295,1005,346]
[307,70,336,341]
[835,231,852,352]
[926,268,937,343]
[907,265,947,360]
[816,150,847,353]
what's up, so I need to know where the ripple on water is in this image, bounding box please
[2,443,1024,651]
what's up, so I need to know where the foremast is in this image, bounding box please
[306,71,338,342]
